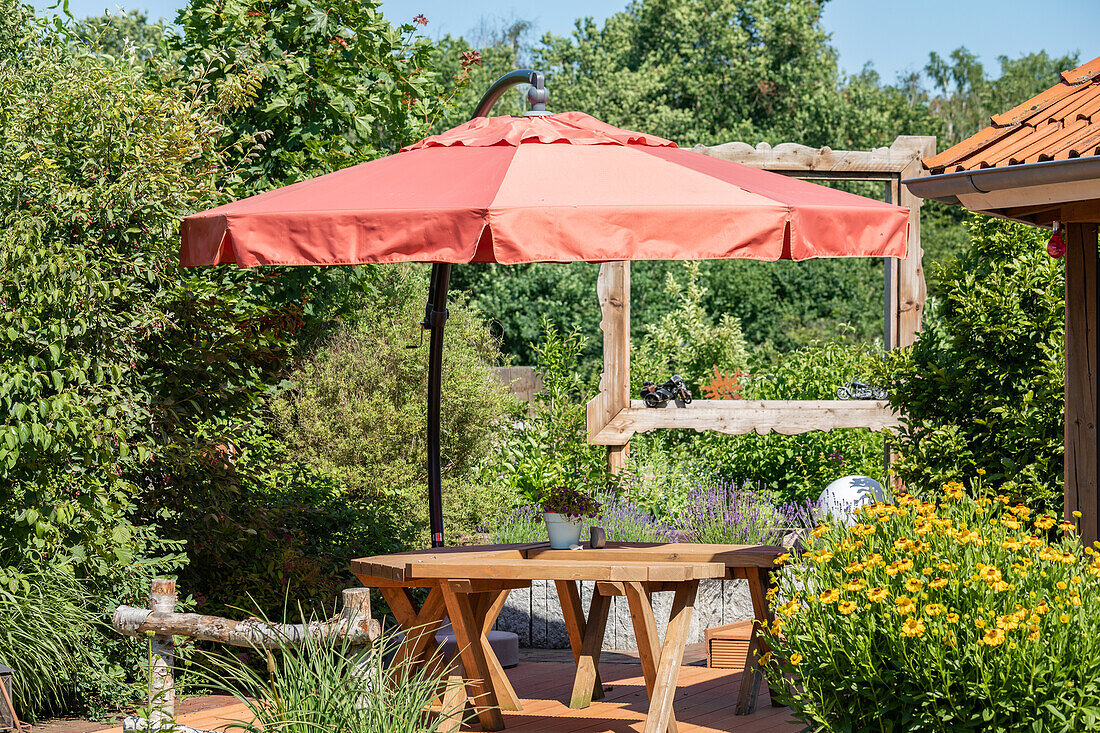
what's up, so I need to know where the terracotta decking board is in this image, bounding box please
[87,662,799,733]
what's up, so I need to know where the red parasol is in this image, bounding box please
[181,111,907,268]
[180,71,909,547]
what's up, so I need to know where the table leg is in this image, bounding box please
[440,581,505,732]
[736,568,777,715]
[556,580,604,701]
[437,662,467,733]
[569,589,611,708]
[642,580,697,733]
[379,586,447,673]
[624,582,678,733]
[474,590,522,711]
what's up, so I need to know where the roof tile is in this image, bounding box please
[925,54,1100,174]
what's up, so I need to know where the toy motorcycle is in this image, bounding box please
[836,380,887,400]
[640,375,693,408]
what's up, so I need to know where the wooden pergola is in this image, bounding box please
[586,135,936,470]
[905,55,1100,546]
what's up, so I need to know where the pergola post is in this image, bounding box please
[1065,222,1100,547]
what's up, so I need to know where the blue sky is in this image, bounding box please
[37,0,1100,82]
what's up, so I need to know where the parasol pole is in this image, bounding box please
[423,70,548,548]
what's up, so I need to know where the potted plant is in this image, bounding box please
[540,485,601,549]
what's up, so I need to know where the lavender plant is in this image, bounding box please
[482,492,671,544]
[675,482,807,545]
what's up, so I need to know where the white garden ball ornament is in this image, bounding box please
[817,475,886,524]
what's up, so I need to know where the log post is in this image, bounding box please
[147,579,177,731]
[1065,222,1100,548]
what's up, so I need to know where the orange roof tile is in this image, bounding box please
[924,55,1100,174]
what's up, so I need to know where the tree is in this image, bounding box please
[536,0,846,146]
[926,47,1078,147]
[175,0,451,193]
[74,11,168,58]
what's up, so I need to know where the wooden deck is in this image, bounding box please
[91,658,799,733]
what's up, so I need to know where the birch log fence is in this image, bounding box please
[111,579,380,732]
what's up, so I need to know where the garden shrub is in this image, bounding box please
[0,6,250,714]
[882,217,1063,509]
[765,487,1100,732]
[632,263,750,396]
[482,319,611,503]
[269,265,515,549]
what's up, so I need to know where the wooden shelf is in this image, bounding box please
[589,399,900,444]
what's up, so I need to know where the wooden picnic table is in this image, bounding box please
[352,542,782,733]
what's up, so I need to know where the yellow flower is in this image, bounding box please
[845,579,867,592]
[929,577,948,589]
[759,651,773,666]
[895,596,916,615]
[789,653,803,666]
[838,601,858,615]
[780,600,800,617]
[1035,515,1056,530]
[812,551,834,564]
[1028,625,1040,642]
[1060,521,1077,533]
[1074,511,1083,518]
[1057,581,1068,590]
[819,589,840,604]
[925,603,946,617]
[1036,601,1050,615]
[774,553,791,566]
[1060,614,1071,624]
[865,553,884,568]
[981,628,1006,646]
[866,587,888,603]
[946,613,960,624]
[894,538,913,552]
[1002,539,1023,552]
[901,617,925,638]
[904,578,924,593]
[811,524,829,538]
[1072,575,1082,585]
[978,564,1002,583]
[992,580,1011,592]
[975,618,987,629]
[771,619,784,635]
[845,561,865,574]
[976,468,986,475]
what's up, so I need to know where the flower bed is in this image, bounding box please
[764,484,1100,731]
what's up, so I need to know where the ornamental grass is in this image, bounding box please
[763,483,1100,732]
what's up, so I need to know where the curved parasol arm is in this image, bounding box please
[424,70,548,548]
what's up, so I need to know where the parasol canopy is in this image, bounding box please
[180,111,909,268]
[180,70,910,549]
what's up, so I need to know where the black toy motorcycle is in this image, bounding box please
[836,380,887,400]
[640,375,693,408]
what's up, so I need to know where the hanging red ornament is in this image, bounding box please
[1048,227,1066,258]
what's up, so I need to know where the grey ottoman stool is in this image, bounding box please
[435,621,520,668]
